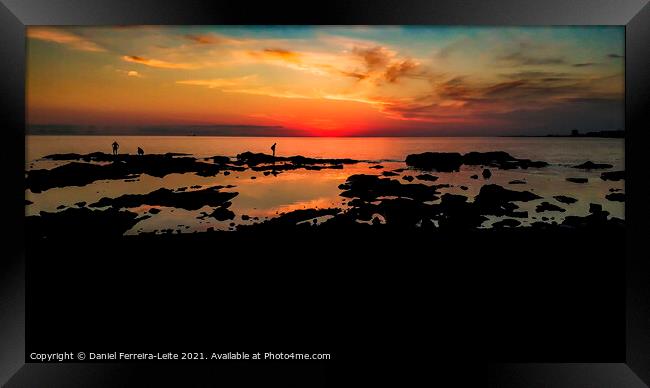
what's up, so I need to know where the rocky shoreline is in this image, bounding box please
[25,150,625,238]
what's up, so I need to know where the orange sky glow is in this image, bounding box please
[27,26,624,136]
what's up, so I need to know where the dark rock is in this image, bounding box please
[90,186,238,211]
[242,215,250,220]
[339,174,441,202]
[474,184,541,217]
[148,208,161,214]
[609,188,622,192]
[492,219,521,228]
[566,177,588,184]
[589,203,603,213]
[210,156,231,164]
[573,161,613,169]
[381,171,399,177]
[405,152,463,172]
[600,170,624,181]
[415,174,439,182]
[369,165,384,169]
[482,169,492,179]
[462,151,548,169]
[249,208,341,228]
[460,186,468,191]
[26,207,142,239]
[605,193,625,202]
[402,175,414,182]
[25,199,33,205]
[553,195,577,204]
[207,206,235,221]
[56,205,67,210]
[28,152,243,192]
[251,176,256,179]
[75,201,87,207]
[508,180,526,185]
[470,175,479,179]
[535,202,566,213]
[236,151,359,168]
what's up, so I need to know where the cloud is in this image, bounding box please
[28,27,105,52]
[185,33,243,45]
[122,55,198,69]
[384,59,419,83]
[176,75,257,89]
[498,51,566,66]
[253,48,302,63]
[353,46,393,70]
[116,69,143,78]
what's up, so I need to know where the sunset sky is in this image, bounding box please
[27,26,624,136]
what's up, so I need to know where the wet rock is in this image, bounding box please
[224,171,231,176]
[460,186,468,191]
[402,175,414,182]
[563,204,612,228]
[535,202,566,213]
[242,215,250,220]
[509,180,526,185]
[601,170,624,181]
[148,208,161,214]
[573,161,613,169]
[26,207,142,239]
[405,152,463,172]
[74,201,87,207]
[589,203,603,213]
[482,169,492,179]
[247,208,341,228]
[415,174,439,182]
[190,185,202,189]
[605,193,625,202]
[462,151,548,169]
[492,219,521,228]
[56,205,67,210]
[470,175,479,180]
[207,206,235,221]
[473,184,541,217]
[382,171,399,177]
[251,176,257,179]
[236,151,359,167]
[29,153,242,192]
[566,177,588,184]
[210,156,231,164]
[370,165,384,169]
[90,186,238,211]
[339,174,441,202]
[553,195,577,204]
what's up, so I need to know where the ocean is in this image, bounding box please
[26,136,625,234]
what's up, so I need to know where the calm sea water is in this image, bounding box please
[26,136,625,234]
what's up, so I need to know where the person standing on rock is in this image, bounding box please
[271,143,277,160]
[112,141,119,155]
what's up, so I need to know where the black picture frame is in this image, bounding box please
[1,0,649,386]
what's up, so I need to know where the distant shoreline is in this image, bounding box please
[25,134,625,138]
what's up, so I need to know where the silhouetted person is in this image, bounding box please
[271,143,276,158]
[137,147,144,156]
[112,141,119,155]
